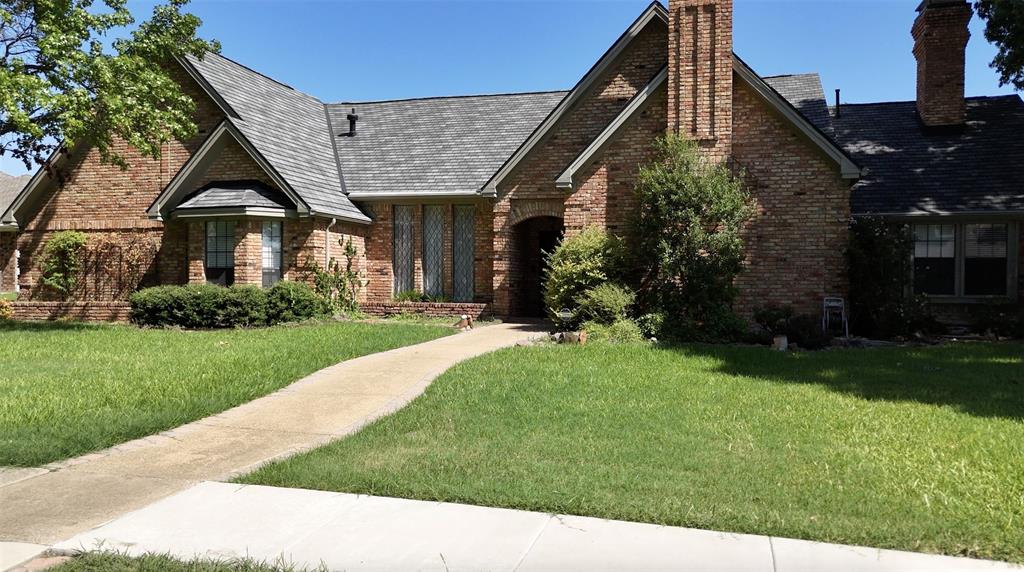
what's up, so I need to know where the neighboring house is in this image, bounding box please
[0,0,1020,322]
[0,172,29,293]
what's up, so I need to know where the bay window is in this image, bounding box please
[912,222,1018,300]
[261,221,283,287]
[205,220,235,286]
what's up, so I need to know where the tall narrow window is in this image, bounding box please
[262,221,283,287]
[422,205,444,298]
[393,205,414,295]
[205,220,236,286]
[913,224,955,295]
[453,205,475,302]
[964,223,1008,296]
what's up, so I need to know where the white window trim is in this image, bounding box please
[911,221,1019,303]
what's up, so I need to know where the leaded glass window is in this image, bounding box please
[262,221,283,288]
[453,205,475,302]
[422,205,444,298]
[205,220,235,286]
[393,205,414,295]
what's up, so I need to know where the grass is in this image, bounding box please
[48,552,324,571]
[0,320,450,466]
[240,341,1024,563]
[0,291,15,301]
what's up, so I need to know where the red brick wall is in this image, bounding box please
[362,301,488,320]
[13,66,224,300]
[493,18,668,316]
[0,232,16,292]
[12,301,131,322]
[731,79,852,316]
[360,201,492,305]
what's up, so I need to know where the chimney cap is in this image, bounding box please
[916,0,969,12]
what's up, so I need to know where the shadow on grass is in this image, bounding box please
[669,341,1024,420]
[0,320,112,333]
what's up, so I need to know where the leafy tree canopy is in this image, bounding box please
[976,0,1024,91]
[0,0,218,169]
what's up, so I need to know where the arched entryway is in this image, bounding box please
[509,216,565,317]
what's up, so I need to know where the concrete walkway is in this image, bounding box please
[49,481,1019,572]
[0,323,541,547]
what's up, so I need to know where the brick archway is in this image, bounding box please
[508,215,565,317]
[508,199,564,228]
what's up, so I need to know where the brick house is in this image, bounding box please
[0,0,1020,322]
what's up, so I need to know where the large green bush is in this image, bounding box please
[40,230,87,298]
[576,283,635,325]
[130,282,324,328]
[847,218,944,338]
[632,134,754,342]
[543,226,626,328]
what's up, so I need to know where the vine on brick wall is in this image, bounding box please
[83,233,161,300]
[39,231,87,299]
[304,237,364,313]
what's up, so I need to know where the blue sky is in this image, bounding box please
[1,0,1018,175]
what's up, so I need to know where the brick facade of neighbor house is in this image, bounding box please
[3,0,1019,323]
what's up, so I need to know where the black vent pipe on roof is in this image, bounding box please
[346,108,359,136]
[834,89,841,118]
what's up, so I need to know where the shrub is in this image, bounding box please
[130,282,322,329]
[266,281,326,324]
[753,305,795,337]
[846,218,945,338]
[583,318,646,344]
[544,226,626,328]
[305,237,363,313]
[0,299,11,321]
[973,304,1024,338]
[40,230,88,298]
[636,312,665,339]
[786,314,832,350]
[633,135,754,342]
[394,290,424,303]
[660,305,748,343]
[576,283,635,326]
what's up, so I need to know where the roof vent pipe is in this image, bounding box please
[347,108,359,136]
[834,89,841,118]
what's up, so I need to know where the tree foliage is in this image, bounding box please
[976,0,1024,90]
[39,229,86,297]
[632,134,754,340]
[0,0,218,169]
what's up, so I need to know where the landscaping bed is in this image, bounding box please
[0,320,451,466]
[239,341,1024,563]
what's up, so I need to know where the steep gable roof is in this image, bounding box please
[327,92,566,199]
[762,73,833,134]
[181,53,368,222]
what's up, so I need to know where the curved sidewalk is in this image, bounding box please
[0,322,543,546]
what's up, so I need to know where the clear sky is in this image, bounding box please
[1,0,1018,175]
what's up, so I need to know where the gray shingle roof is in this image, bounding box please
[327,92,567,197]
[762,73,833,134]
[185,53,369,222]
[832,95,1024,216]
[0,172,29,217]
[177,181,294,210]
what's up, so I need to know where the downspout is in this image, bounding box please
[325,218,337,267]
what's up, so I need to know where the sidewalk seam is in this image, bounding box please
[511,514,554,572]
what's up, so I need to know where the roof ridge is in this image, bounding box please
[831,94,1020,108]
[762,72,821,79]
[201,51,298,93]
[333,89,570,106]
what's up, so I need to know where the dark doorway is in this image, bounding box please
[510,216,565,317]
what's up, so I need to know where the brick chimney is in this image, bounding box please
[912,0,972,128]
[667,0,733,161]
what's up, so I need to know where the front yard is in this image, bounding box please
[240,341,1024,563]
[0,320,451,466]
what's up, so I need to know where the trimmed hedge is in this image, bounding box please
[129,282,326,328]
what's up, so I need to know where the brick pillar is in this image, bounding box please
[912,0,971,128]
[187,221,206,284]
[667,0,733,162]
[234,219,262,285]
[0,232,15,292]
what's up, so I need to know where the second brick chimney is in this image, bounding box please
[667,0,733,161]
[912,0,973,128]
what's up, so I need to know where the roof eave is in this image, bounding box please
[556,66,668,190]
[171,206,297,219]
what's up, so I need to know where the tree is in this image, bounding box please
[976,0,1024,90]
[633,134,754,341]
[0,0,218,170]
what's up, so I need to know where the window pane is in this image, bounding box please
[912,224,955,295]
[964,224,1008,296]
[422,206,444,298]
[393,205,414,294]
[262,221,282,288]
[453,205,475,302]
[205,221,236,286]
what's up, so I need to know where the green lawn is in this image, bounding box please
[0,292,15,301]
[0,320,450,466]
[49,552,322,572]
[240,341,1024,563]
